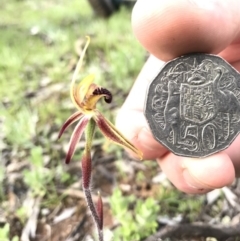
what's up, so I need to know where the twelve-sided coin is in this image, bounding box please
[145,53,240,157]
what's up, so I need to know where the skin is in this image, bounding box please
[116,0,240,194]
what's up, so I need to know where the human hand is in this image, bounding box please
[116,0,240,194]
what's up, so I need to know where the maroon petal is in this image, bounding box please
[65,117,89,164]
[58,111,83,139]
[94,112,142,159]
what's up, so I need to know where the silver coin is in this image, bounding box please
[144,53,240,158]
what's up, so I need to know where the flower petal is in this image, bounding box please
[77,74,95,104]
[58,111,83,139]
[94,112,142,159]
[71,74,95,109]
[70,36,91,110]
[93,87,112,104]
[86,95,105,110]
[85,86,113,110]
[71,36,90,89]
[65,117,89,164]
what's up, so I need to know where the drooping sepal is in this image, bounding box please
[65,116,89,164]
[94,111,142,159]
[58,111,83,139]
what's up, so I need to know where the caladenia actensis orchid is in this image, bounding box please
[58,36,142,241]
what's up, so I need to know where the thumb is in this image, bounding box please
[132,0,240,61]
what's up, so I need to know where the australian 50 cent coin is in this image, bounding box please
[145,54,240,158]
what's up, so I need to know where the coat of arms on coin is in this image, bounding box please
[145,54,240,157]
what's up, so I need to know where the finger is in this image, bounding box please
[116,55,169,159]
[217,43,240,73]
[117,0,240,165]
[219,43,240,64]
[225,135,240,177]
[132,0,240,61]
[157,152,235,194]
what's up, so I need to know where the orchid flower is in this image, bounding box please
[58,36,142,240]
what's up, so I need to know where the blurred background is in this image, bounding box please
[1,1,239,241]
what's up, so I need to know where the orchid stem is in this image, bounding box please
[82,118,104,241]
[83,188,103,241]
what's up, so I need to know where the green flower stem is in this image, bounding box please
[82,118,103,241]
[85,118,96,152]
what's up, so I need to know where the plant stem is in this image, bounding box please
[83,188,103,241]
[82,118,104,241]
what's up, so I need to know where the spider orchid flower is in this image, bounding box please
[58,36,142,188]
